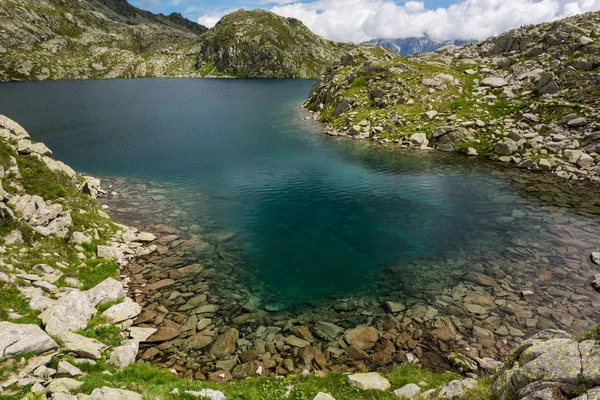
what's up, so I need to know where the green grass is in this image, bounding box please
[73,363,496,400]
[75,314,123,348]
[0,284,40,325]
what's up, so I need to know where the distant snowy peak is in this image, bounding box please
[364,35,473,56]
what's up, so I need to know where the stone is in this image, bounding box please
[577,153,594,168]
[102,301,142,323]
[347,372,391,391]
[495,138,518,156]
[393,384,421,398]
[5,229,23,245]
[345,326,379,350]
[385,301,406,313]
[108,339,139,369]
[184,389,226,399]
[97,245,125,264]
[482,77,509,88]
[210,328,239,358]
[56,331,106,360]
[448,352,478,373]
[285,335,311,348]
[86,278,125,306]
[464,272,497,287]
[0,322,58,359]
[46,378,83,394]
[422,111,438,120]
[564,149,584,164]
[568,117,588,128]
[146,327,181,343]
[409,133,429,146]
[71,231,92,245]
[591,252,600,265]
[128,327,157,342]
[492,330,584,400]
[538,72,559,95]
[438,379,477,400]
[90,387,143,400]
[56,361,83,378]
[313,393,335,400]
[40,290,96,335]
[592,275,600,294]
[315,321,344,339]
[0,203,15,220]
[0,115,30,139]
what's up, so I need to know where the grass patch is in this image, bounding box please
[75,315,123,348]
[0,284,40,325]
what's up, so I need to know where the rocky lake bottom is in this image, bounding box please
[1,78,600,378]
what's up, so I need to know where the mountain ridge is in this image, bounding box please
[364,35,473,56]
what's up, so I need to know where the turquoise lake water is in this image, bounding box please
[1,78,598,306]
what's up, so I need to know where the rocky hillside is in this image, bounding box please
[0,0,213,81]
[365,35,473,56]
[0,2,354,80]
[197,9,354,78]
[306,11,600,182]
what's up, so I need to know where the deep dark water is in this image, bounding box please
[2,78,600,306]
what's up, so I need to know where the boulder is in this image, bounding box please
[71,231,92,245]
[184,389,227,399]
[439,379,477,399]
[492,330,597,400]
[86,278,125,306]
[108,339,139,369]
[39,290,96,335]
[0,322,58,359]
[345,326,379,350]
[592,252,600,265]
[56,361,83,378]
[102,300,142,323]
[537,72,559,95]
[285,335,310,348]
[0,115,30,139]
[45,378,83,394]
[97,245,125,264]
[347,372,391,391]
[577,153,594,168]
[568,117,588,128]
[592,275,600,294]
[313,393,335,400]
[128,327,157,342]
[90,387,143,400]
[393,383,421,398]
[210,328,239,358]
[56,331,106,360]
[495,138,518,156]
[409,133,429,146]
[482,77,509,88]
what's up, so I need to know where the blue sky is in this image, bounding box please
[129,0,600,43]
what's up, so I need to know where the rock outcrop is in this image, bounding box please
[306,11,600,181]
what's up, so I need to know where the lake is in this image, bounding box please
[1,79,600,356]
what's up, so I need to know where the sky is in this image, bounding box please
[129,0,600,43]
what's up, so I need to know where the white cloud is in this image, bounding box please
[249,0,600,43]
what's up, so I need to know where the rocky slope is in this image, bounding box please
[0,0,211,81]
[0,2,354,80]
[306,11,600,182]
[197,9,353,78]
[364,35,473,56]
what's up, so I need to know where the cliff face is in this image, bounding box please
[306,11,600,181]
[197,9,355,78]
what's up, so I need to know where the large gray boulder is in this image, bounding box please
[90,387,143,400]
[85,277,125,306]
[0,322,58,359]
[495,138,519,156]
[40,290,96,335]
[347,372,391,391]
[493,330,600,400]
[102,300,141,323]
[55,331,107,360]
[108,339,139,369]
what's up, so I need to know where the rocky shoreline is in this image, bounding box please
[0,107,600,400]
[93,160,600,385]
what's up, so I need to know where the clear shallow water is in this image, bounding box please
[1,78,599,307]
